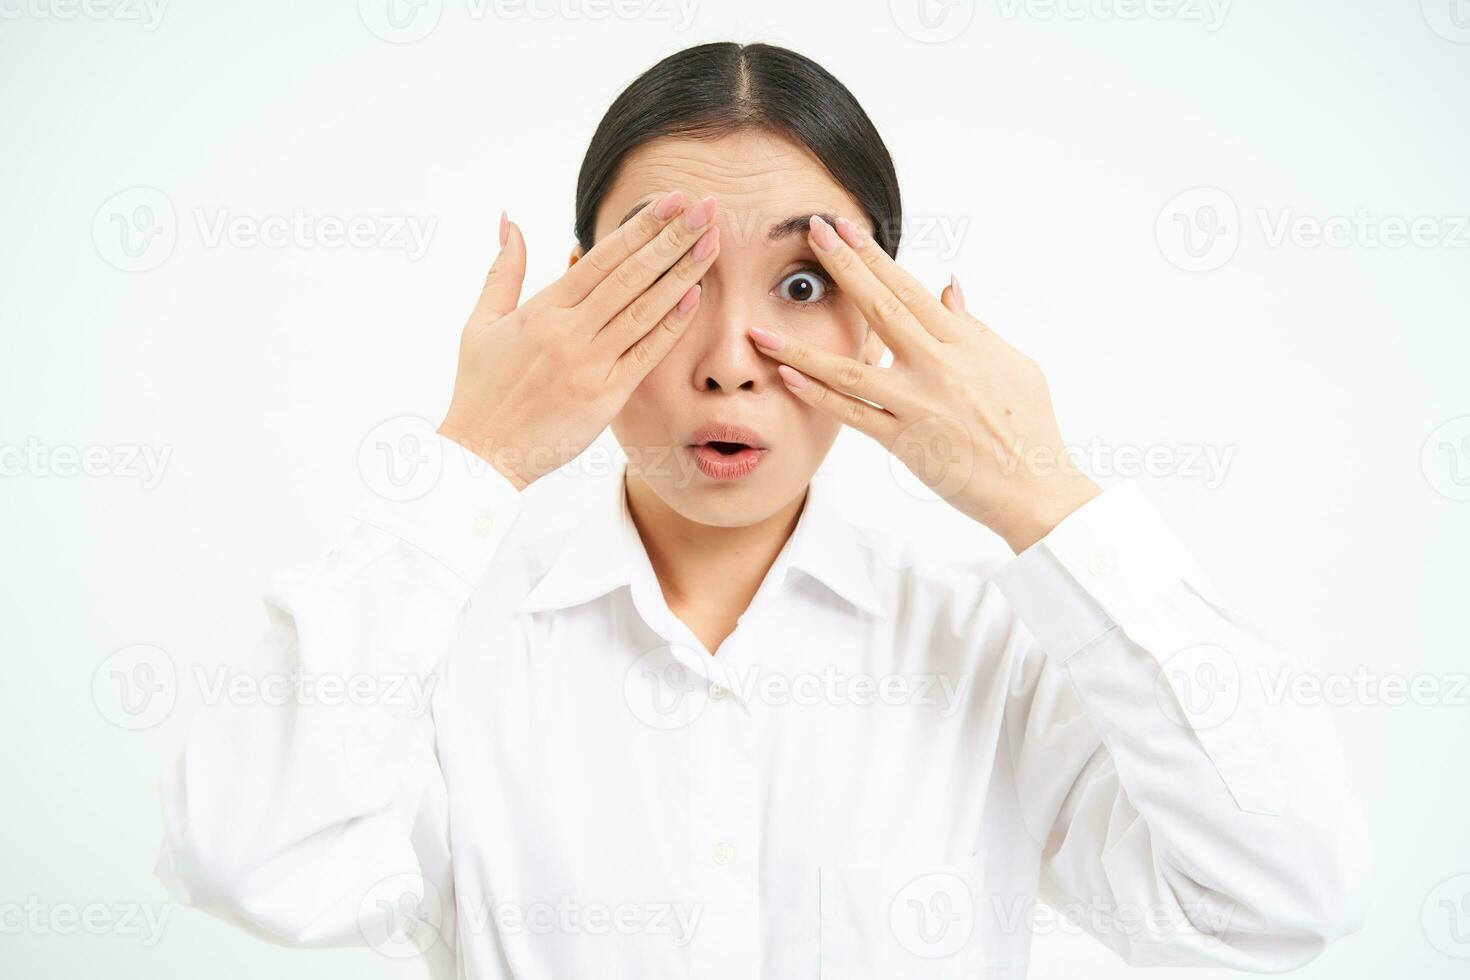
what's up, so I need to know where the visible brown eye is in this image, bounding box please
[775,269,830,304]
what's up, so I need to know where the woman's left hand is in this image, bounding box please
[748,214,1102,554]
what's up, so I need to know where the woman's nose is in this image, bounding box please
[687,292,772,394]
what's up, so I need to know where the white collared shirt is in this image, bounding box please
[156,435,1368,979]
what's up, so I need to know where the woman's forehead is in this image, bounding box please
[597,131,863,240]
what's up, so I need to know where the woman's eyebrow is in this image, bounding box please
[615,203,840,243]
[767,213,838,242]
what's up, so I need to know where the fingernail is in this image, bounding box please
[499,210,509,248]
[676,283,701,315]
[833,215,869,247]
[684,195,717,230]
[809,215,840,251]
[951,273,965,309]
[653,190,684,220]
[749,325,784,350]
[778,364,808,388]
[691,225,719,261]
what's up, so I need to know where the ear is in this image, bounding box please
[567,243,583,270]
[861,327,888,366]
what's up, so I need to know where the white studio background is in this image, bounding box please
[1,0,1466,977]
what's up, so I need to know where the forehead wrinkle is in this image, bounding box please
[595,134,865,245]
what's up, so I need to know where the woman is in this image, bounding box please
[157,42,1368,979]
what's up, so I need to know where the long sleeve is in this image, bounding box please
[990,481,1370,970]
[154,434,524,954]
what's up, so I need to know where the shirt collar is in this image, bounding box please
[518,460,887,620]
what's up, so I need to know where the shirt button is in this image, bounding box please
[709,683,728,701]
[1087,548,1117,578]
[471,511,495,538]
[713,842,736,866]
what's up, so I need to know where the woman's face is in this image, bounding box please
[573,129,887,529]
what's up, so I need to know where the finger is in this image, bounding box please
[940,273,999,338]
[473,213,527,320]
[579,195,718,328]
[941,274,964,316]
[804,216,941,361]
[596,223,720,358]
[609,281,704,390]
[830,215,968,344]
[541,189,689,307]
[774,363,901,446]
[747,324,916,417]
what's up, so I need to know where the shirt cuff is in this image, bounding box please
[990,480,1220,663]
[351,431,525,587]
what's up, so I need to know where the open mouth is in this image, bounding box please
[704,440,750,456]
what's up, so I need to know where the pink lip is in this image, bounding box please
[688,421,768,449]
[687,421,770,481]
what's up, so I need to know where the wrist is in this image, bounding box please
[436,422,530,492]
[994,476,1103,554]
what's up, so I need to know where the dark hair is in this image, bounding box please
[574,42,902,258]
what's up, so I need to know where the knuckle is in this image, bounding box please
[837,361,865,390]
[893,280,926,310]
[843,399,867,427]
[626,294,657,328]
[613,255,649,292]
[828,248,857,276]
[628,339,654,369]
[874,294,905,323]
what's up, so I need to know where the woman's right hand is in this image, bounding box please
[437,190,721,490]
